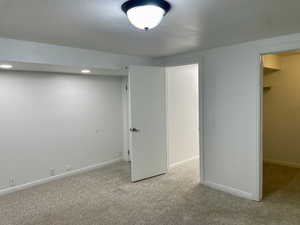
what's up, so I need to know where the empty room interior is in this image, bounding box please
[1,0,300,225]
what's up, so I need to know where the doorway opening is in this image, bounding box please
[261,50,300,199]
[124,64,201,183]
[166,64,200,181]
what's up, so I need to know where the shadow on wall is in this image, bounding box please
[263,163,300,197]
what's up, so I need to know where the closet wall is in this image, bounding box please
[264,53,300,167]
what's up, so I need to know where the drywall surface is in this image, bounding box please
[0,38,155,69]
[166,64,199,166]
[202,44,259,199]
[264,54,300,167]
[0,71,123,189]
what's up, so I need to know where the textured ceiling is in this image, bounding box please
[1,0,300,57]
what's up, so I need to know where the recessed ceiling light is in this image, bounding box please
[122,0,171,31]
[81,69,91,74]
[0,64,13,69]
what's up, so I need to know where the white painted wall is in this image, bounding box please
[0,71,123,190]
[202,44,260,200]
[166,64,199,167]
[161,32,300,200]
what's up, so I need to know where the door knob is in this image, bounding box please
[130,128,140,132]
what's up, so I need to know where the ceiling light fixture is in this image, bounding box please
[0,64,13,69]
[122,0,171,31]
[81,69,91,74]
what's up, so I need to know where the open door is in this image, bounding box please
[129,66,167,182]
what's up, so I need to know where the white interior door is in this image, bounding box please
[129,66,167,182]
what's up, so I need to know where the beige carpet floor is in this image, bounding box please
[0,160,300,225]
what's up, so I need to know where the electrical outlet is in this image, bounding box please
[65,165,72,172]
[50,168,55,176]
[9,178,15,187]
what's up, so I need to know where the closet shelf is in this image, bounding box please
[262,55,281,71]
[264,67,280,72]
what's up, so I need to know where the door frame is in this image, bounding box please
[256,40,300,201]
[124,62,205,184]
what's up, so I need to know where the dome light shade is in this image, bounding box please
[122,0,171,30]
[127,5,164,30]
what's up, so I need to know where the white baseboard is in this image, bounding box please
[169,155,200,169]
[264,159,300,169]
[204,181,254,200]
[0,157,122,197]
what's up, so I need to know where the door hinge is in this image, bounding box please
[130,128,140,132]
